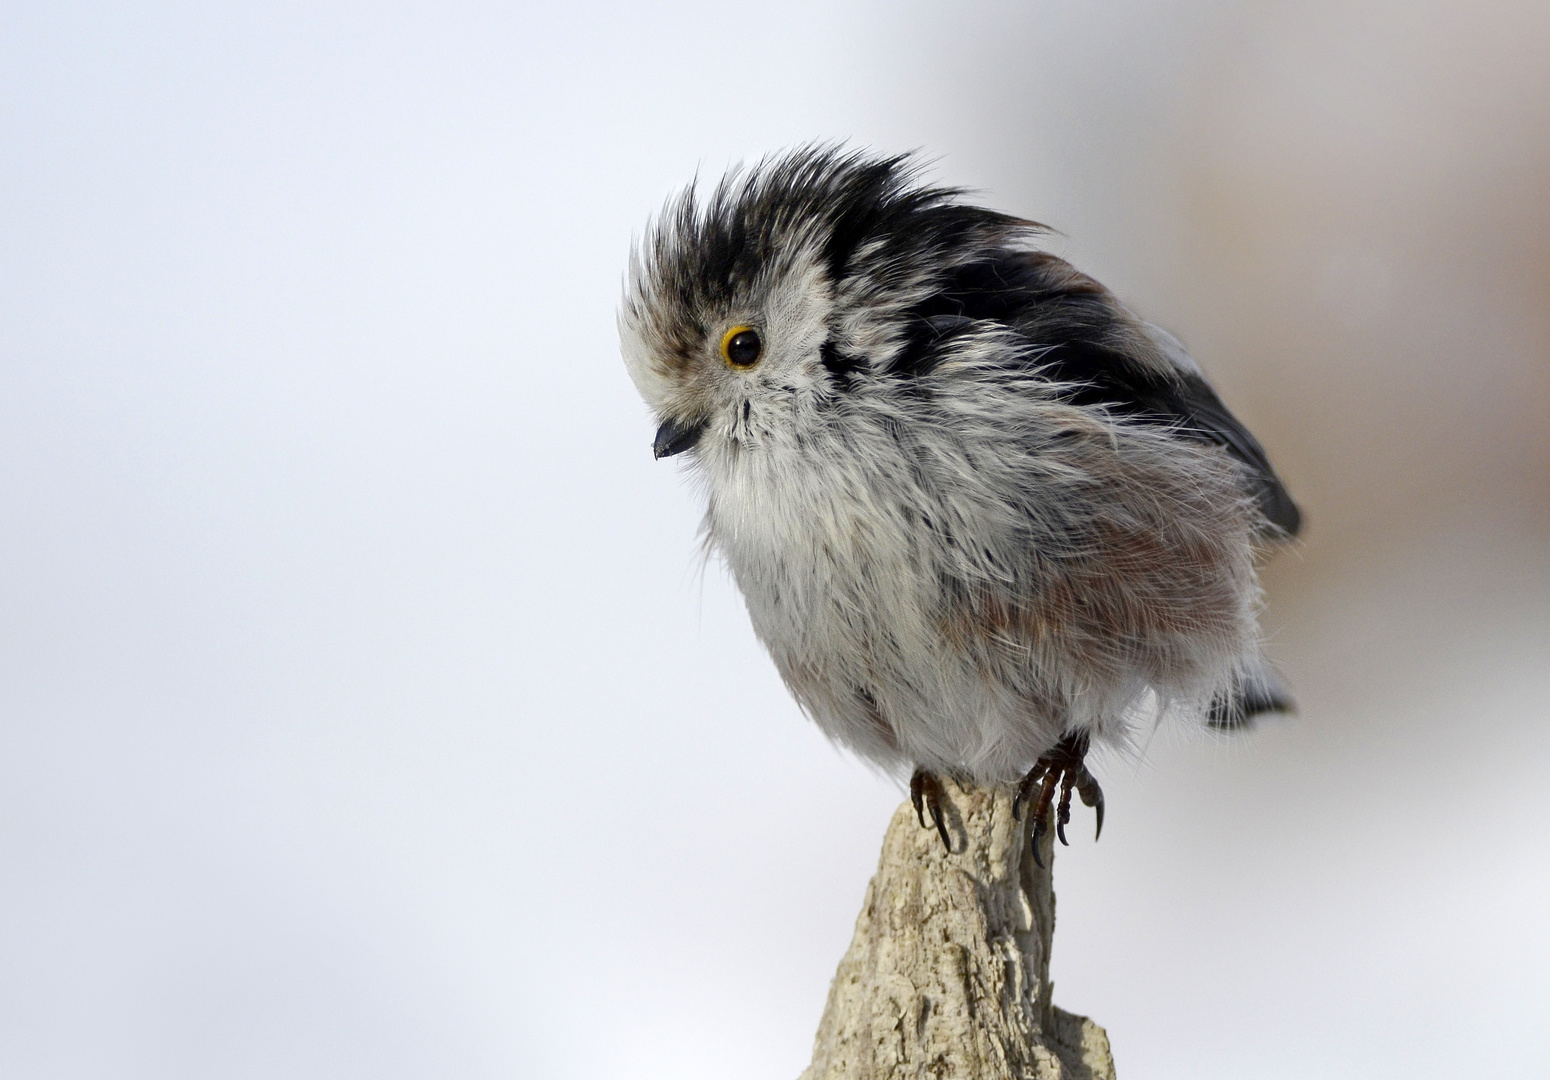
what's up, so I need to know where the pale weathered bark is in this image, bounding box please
[800,781,1115,1080]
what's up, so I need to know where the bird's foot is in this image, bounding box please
[1012,733,1104,868]
[909,768,953,852]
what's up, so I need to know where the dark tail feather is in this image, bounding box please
[1209,661,1295,730]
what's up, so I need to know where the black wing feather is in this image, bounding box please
[1031,339,1301,537]
[894,249,1302,538]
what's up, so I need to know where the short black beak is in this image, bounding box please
[653,416,707,459]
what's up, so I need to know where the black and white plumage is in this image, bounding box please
[619,147,1299,828]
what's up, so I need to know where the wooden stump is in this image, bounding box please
[800,782,1115,1080]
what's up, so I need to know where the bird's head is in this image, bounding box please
[618,146,1035,460]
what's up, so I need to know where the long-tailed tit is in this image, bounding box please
[619,147,1301,857]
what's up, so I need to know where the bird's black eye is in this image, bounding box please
[720,325,763,368]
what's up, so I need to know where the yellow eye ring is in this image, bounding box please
[720,325,763,368]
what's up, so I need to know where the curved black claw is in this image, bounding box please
[1080,773,1105,841]
[1012,764,1047,821]
[1055,769,1077,847]
[1016,732,1104,867]
[909,768,953,852]
[1026,766,1061,869]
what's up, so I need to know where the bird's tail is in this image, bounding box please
[1208,659,1295,730]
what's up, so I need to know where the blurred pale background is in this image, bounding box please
[2,2,1546,1077]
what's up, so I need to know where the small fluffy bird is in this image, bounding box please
[619,147,1300,857]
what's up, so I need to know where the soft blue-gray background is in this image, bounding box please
[3,2,1547,1077]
